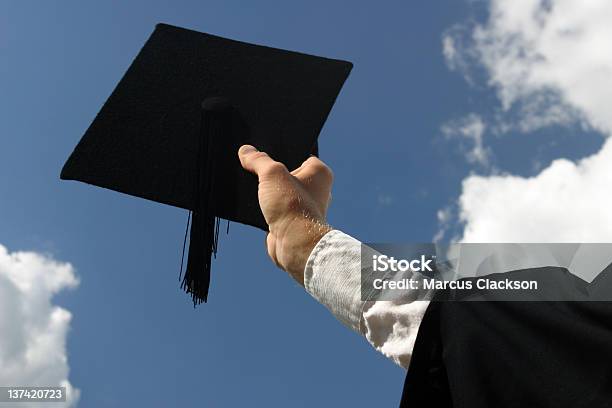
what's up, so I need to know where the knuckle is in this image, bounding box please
[249,151,269,163]
[323,165,334,181]
[264,161,287,177]
[313,160,333,181]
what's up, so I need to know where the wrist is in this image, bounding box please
[275,215,332,285]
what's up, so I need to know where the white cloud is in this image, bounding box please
[0,244,79,407]
[440,0,612,243]
[443,0,612,134]
[441,113,491,167]
[459,138,612,242]
[442,35,458,69]
[433,206,455,243]
[442,24,479,85]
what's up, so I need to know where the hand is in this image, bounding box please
[238,145,334,284]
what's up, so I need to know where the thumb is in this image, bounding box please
[238,144,287,179]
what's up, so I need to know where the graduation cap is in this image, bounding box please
[60,23,352,305]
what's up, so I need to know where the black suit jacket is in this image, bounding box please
[400,267,612,407]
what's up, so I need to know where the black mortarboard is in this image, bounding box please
[60,23,352,304]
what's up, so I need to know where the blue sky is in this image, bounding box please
[1,1,609,407]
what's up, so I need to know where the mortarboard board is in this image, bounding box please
[60,23,352,305]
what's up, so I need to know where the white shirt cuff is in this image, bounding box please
[303,229,432,369]
[304,229,363,332]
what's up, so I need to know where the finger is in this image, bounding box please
[238,145,287,180]
[292,156,333,182]
[289,155,313,175]
[291,156,332,175]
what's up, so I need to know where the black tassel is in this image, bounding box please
[181,97,231,305]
